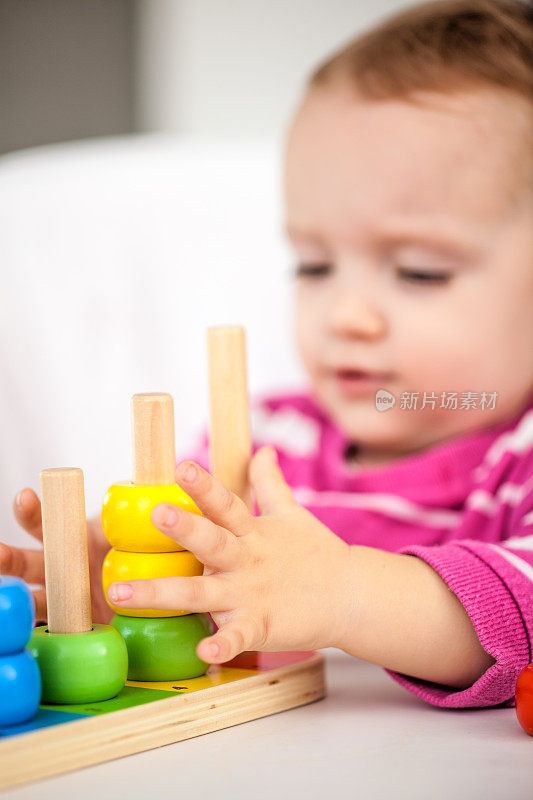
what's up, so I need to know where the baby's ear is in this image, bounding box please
[249,447,296,516]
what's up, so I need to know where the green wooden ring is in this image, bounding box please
[111,613,213,682]
[29,623,128,704]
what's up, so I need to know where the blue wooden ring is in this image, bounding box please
[0,577,35,655]
[0,650,41,726]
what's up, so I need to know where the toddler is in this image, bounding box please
[4,0,533,709]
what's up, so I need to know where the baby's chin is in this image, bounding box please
[314,388,415,446]
[313,386,462,458]
[319,388,510,461]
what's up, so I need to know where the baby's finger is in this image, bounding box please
[249,447,297,516]
[0,542,45,585]
[33,588,47,622]
[175,461,252,536]
[107,575,231,613]
[151,504,242,571]
[12,489,43,542]
[196,616,264,663]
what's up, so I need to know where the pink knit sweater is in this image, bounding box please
[184,390,533,709]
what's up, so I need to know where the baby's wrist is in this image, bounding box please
[321,544,360,652]
[332,545,413,658]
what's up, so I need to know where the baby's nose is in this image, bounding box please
[328,289,386,340]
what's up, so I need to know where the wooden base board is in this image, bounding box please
[0,651,325,790]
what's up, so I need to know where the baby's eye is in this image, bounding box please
[395,267,451,286]
[295,263,332,278]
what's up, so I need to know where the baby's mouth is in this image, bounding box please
[335,367,391,379]
[331,368,393,397]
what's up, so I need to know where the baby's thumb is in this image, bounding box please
[249,447,296,516]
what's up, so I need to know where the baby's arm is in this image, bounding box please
[107,446,493,689]
[334,545,494,688]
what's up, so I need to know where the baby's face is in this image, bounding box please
[284,85,533,461]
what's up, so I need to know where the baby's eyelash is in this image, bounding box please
[293,263,452,284]
[295,263,331,278]
[396,267,451,285]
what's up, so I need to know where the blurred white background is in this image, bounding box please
[0,0,410,547]
[135,0,403,139]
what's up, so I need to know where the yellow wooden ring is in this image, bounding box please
[102,482,202,553]
[102,548,203,618]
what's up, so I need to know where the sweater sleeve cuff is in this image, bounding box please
[385,542,531,708]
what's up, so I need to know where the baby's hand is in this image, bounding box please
[107,447,354,663]
[3,489,112,624]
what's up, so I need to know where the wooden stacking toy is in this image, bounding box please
[0,326,326,792]
[29,468,128,704]
[102,326,253,681]
[207,326,252,508]
[0,577,41,726]
[102,393,213,681]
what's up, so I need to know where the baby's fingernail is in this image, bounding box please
[154,505,178,528]
[109,583,133,602]
[207,642,220,658]
[15,491,23,507]
[179,463,198,483]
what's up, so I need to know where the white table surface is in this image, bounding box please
[3,648,532,800]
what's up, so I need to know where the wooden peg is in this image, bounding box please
[131,393,176,486]
[40,468,92,634]
[207,326,252,507]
